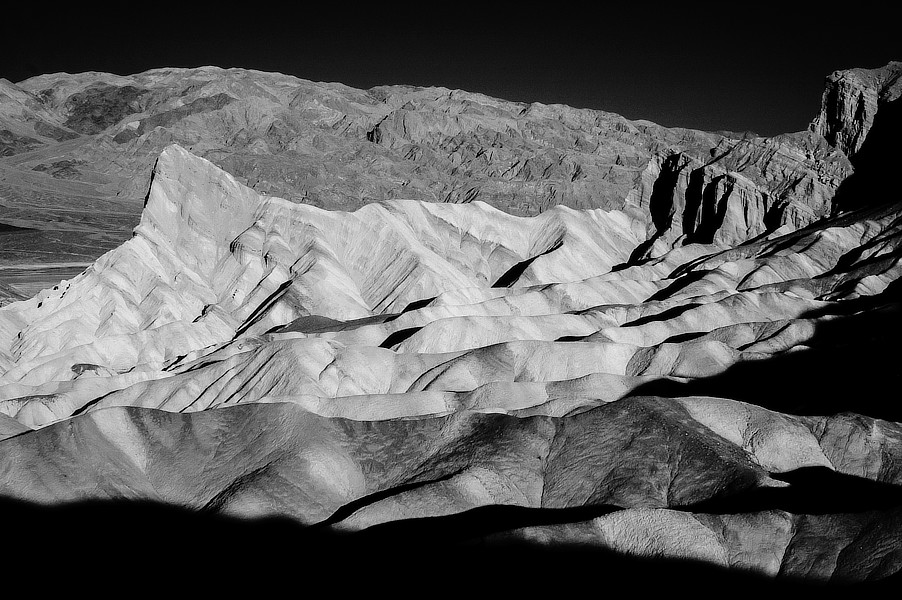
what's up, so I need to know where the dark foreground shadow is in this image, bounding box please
[2,496,897,593]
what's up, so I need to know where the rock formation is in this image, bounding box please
[0,61,900,587]
[811,61,902,160]
[1,66,855,286]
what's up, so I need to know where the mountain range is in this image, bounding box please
[0,60,900,589]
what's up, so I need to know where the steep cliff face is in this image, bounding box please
[811,61,902,161]
[810,62,902,213]
[629,129,845,257]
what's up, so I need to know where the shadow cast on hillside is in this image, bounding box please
[830,95,901,215]
[629,276,902,421]
[683,465,902,514]
[2,495,893,593]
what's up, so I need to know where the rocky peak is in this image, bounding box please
[810,60,902,161]
[810,61,901,212]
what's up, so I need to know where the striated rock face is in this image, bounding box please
[810,62,902,215]
[811,61,902,161]
[1,63,901,586]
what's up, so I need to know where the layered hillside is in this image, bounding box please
[0,62,900,587]
[1,66,854,285]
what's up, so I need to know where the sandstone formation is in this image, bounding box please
[0,62,900,587]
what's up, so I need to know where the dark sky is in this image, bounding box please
[1,6,898,136]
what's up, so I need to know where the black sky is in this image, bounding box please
[1,5,898,136]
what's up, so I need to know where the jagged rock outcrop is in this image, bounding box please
[811,61,902,160]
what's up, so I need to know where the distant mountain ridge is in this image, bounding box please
[5,63,894,273]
